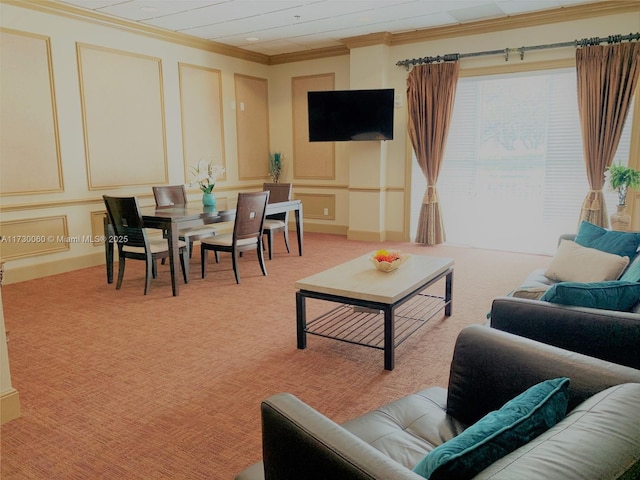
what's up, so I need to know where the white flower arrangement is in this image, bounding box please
[189,159,225,194]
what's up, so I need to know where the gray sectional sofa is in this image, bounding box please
[235,326,640,480]
[489,224,640,369]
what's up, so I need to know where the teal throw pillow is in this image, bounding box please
[539,281,640,311]
[574,221,640,259]
[413,377,570,480]
[620,254,640,282]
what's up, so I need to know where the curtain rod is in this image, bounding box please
[396,32,640,70]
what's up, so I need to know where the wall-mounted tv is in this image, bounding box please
[307,88,394,142]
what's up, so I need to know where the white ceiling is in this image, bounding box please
[56,0,601,56]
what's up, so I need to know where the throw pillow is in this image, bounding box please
[412,377,570,480]
[620,253,640,282]
[574,221,640,259]
[539,281,640,311]
[545,240,629,283]
[510,286,549,300]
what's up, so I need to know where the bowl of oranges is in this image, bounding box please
[370,249,409,272]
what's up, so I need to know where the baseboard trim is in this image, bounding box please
[1,388,21,424]
[4,251,106,285]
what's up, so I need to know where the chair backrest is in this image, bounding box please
[103,195,148,249]
[263,183,292,203]
[263,183,292,222]
[152,185,188,207]
[233,191,269,242]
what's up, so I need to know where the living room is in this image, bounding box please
[1,0,640,478]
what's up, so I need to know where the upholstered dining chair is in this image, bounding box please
[103,195,188,295]
[152,184,219,258]
[262,182,292,260]
[200,191,269,284]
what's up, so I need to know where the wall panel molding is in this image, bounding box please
[0,28,63,196]
[0,216,69,259]
[179,63,226,183]
[292,74,335,179]
[234,74,270,180]
[77,43,168,190]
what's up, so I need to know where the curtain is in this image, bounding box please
[407,62,459,245]
[576,41,640,227]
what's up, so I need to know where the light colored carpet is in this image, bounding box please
[1,232,550,479]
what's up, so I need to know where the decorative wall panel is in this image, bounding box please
[0,216,69,259]
[292,74,335,179]
[77,44,167,189]
[234,74,269,180]
[178,63,226,182]
[0,29,63,195]
[294,193,335,220]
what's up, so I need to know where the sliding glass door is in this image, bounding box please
[411,68,634,254]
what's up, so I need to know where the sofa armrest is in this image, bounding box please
[257,392,424,480]
[445,325,640,426]
[489,296,640,369]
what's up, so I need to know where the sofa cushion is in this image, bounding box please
[473,383,640,480]
[412,377,570,480]
[574,220,640,259]
[545,240,629,283]
[539,281,640,312]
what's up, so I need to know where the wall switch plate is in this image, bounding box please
[323,208,329,215]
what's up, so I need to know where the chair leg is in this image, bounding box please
[283,229,290,254]
[180,250,188,284]
[116,256,126,290]
[152,259,157,279]
[188,239,194,258]
[144,257,153,295]
[201,245,208,278]
[267,231,274,260]
[231,250,241,284]
[257,241,267,277]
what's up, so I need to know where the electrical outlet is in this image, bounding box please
[323,208,329,216]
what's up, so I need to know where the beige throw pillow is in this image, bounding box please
[545,240,629,283]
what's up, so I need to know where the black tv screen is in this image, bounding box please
[308,88,394,142]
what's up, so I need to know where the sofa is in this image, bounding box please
[489,224,640,369]
[235,325,640,480]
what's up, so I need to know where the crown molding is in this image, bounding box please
[2,0,638,66]
[268,45,349,65]
[1,0,271,65]
[389,0,640,47]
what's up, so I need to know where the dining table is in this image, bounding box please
[104,199,303,296]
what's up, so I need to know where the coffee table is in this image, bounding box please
[295,253,454,370]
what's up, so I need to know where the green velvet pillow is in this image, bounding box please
[413,377,570,480]
[574,221,640,259]
[620,254,640,282]
[539,281,640,311]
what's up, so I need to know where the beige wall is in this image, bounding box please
[1,1,639,283]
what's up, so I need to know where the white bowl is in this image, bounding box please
[370,253,409,272]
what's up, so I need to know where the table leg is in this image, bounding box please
[296,291,307,349]
[295,204,303,256]
[168,222,180,296]
[103,216,114,284]
[383,306,395,371]
[445,270,453,316]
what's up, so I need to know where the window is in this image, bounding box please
[410,68,634,254]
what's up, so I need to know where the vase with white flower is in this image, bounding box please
[189,159,225,208]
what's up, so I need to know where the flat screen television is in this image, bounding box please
[307,88,394,142]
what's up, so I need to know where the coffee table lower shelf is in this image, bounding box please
[304,292,447,351]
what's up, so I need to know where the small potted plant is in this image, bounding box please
[606,162,640,231]
[189,159,225,207]
[269,152,283,183]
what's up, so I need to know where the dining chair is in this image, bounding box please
[152,184,219,258]
[200,191,269,284]
[103,195,188,295]
[262,182,292,260]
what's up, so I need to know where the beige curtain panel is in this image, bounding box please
[407,62,460,245]
[577,41,640,227]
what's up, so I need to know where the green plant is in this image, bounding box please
[607,163,640,206]
[269,152,283,183]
